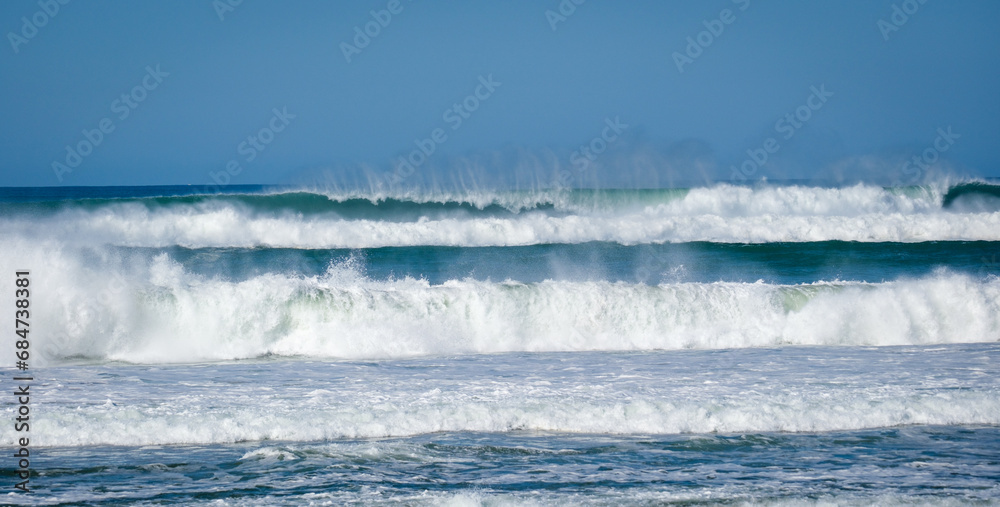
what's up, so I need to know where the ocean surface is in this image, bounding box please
[1,181,999,505]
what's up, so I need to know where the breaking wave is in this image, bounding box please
[23,250,1000,365]
[2,182,1000,247]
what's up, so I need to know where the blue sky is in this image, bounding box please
[1,0,998,187]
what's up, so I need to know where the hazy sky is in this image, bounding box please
[1,0,998,187]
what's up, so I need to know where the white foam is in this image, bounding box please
[13,366,1000,447]
[11,247,999,365]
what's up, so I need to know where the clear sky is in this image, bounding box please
[1,0,998,188]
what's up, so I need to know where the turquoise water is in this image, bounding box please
[1,183,998,504]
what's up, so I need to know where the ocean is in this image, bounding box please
[1,181,999,505]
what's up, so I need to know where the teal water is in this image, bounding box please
[149,241,999,286]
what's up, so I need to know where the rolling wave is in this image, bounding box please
[0,181,984,216]
[2,183,1000,247]
[942,181,1000,210]
[24,250,1000,365]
